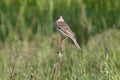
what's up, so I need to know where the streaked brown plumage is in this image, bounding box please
[55,16,81,50]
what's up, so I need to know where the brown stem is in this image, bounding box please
[51,51,61,80]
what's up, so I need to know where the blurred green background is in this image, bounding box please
[0,0,120,80]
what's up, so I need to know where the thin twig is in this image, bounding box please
[51,51,61,80]
[9,51,19,80]
[10,62,16,80]
[51,38,64,80]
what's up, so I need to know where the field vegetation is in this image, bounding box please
[0,0,120,80]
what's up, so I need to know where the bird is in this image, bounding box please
[55,16,81,50]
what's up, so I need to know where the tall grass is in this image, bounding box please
[0,0,120,43]
[0,0,120,80]
[0,29,120,80]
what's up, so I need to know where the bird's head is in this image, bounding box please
[57,16,64,22]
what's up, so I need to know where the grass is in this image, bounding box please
[0,28,120,80]
[0,0,120,42]
[0,0,120,80]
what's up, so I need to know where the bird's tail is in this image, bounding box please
[72,38,81,50]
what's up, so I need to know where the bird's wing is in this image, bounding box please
[57,21,75,38]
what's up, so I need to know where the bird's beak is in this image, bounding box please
[60,16,63,19]
[57,16,64,21]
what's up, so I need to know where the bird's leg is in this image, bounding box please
[59,37,67,53]
[61,37,67,45]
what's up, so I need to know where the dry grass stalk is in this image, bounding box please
[51,49,62,80]
[10,56,17,80]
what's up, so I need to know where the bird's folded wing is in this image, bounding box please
[57,22,75,38]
